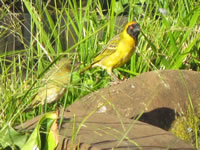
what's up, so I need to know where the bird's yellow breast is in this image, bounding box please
[99,37,136,69]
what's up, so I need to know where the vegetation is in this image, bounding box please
[170,104,200,146]
[0,0,199,149]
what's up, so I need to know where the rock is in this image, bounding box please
[58,112,194,150]
[17,111,195,150]
[67,70,200,129]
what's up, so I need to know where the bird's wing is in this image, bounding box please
[93,34,120,63]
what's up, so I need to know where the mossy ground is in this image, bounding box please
[170,104,200,146]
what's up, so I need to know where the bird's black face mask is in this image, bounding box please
[127,23,140,43]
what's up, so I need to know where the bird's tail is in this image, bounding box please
[80,64,92,74]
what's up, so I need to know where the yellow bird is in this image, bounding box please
[31,58,72,108]
[80,21,140,80]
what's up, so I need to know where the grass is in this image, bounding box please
[0,0,200,149]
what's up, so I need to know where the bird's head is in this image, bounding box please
[125,21,140,43]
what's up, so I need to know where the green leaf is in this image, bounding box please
[115,1,124,15]
[21,121,41,150]
[22,112,58,150]
[0,125,29,149]
[121,0,128,5]
[44,120,58,150]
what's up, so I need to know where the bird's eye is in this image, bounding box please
[129,25,134,30]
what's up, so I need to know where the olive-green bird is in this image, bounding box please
[31,58,72,108]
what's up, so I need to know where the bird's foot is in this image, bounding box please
[109,79,122,86]
[109,77,129,86]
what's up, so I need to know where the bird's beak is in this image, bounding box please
[134,24,140,33]
[133,23,140,40]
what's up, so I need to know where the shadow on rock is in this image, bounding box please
[133,107,177,130]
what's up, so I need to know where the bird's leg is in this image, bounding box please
[110,72,120,81]
[107,69,121,85]
[116,70,127,81]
